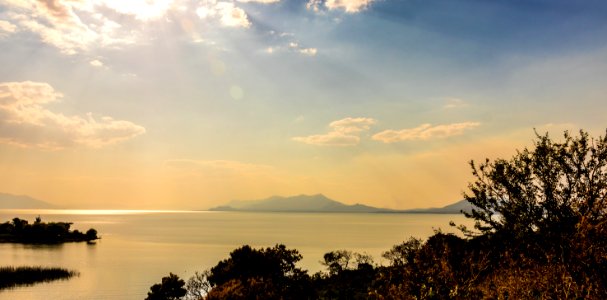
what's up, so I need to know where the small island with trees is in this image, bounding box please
[0,217,99,290]
[0,217,97,290]
[0,217,98,244]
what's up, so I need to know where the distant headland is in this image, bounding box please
[0,193,56,209]
[209,194,472,214]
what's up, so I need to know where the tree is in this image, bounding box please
[464,130,607,239]
[185,270,211,300]
[85,228,98,241]
[146,273,187,300]
[382,237,422,267]
[462,130,607,297]
[206,244,313,299]
[321,250,373,275]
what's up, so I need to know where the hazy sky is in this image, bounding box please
[1,0,606,209]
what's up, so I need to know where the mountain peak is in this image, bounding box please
[210,194,389,213]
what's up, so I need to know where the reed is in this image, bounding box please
[0,266,78,289]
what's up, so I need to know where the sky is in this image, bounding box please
[1,0,607,209]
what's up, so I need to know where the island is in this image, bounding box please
[209,194,473,214]
[0,217,98,244]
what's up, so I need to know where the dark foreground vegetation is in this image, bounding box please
[0,217,98,244]
[0,266,77,290]
[148,130,607,299]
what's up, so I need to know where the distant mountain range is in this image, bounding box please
[0,193,56,209]
[209,194,473,214]
[401,199,474,214]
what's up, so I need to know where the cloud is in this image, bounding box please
[292,131,361,146]
[9,9,98,55]
[330,117,376,134]
[267,38,318,56]
[90,59,104,67]
[299,48,318,56]
[372,122,481,143]
[196,1,251,28]
[0,81,145,149]
[293,117,376,146]
[216,2,251,28]
[2,0,174,54]
[0,20,17,37]
[307,0,375,13]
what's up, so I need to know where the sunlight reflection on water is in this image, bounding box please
[0,210,473,299]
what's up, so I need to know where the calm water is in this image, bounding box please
[0,210,471,299]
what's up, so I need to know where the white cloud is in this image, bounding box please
[0,20,17,37]
[330,117,376,134]
[372,122,481,143]
[299,47,318,56]
[196,1,251,28]
[285,41,318,56]
[293,117,376,146]
[196,6,216,19]
[0,81,145,149]
[307,0,375,13]
[9,9,98,55]
[292,131,360,146]
[262,36,318,57]
[90,59,104,67]
[1,0,176,54]
[216,2,251,28]
[306,0,323,12]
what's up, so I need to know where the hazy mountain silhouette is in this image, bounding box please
[209,194,471,214]
[209,194,394,213]
[0,193,56,209]
[401,200,473,214]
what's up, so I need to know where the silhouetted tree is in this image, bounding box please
[85,228,98,241]
[206,244,313,299]
[145,273,187,300]
[464,130,607,240]
[185,270,211,300]
[462,130,607,297]
[382,237,422,267]
[315,250,377,299]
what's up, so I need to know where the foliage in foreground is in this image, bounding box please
[0,266,77,290]
[146,273,187,300]
[148,130,607,299]
[0,217,98,244]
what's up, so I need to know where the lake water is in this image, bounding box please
[0,210,472,299]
